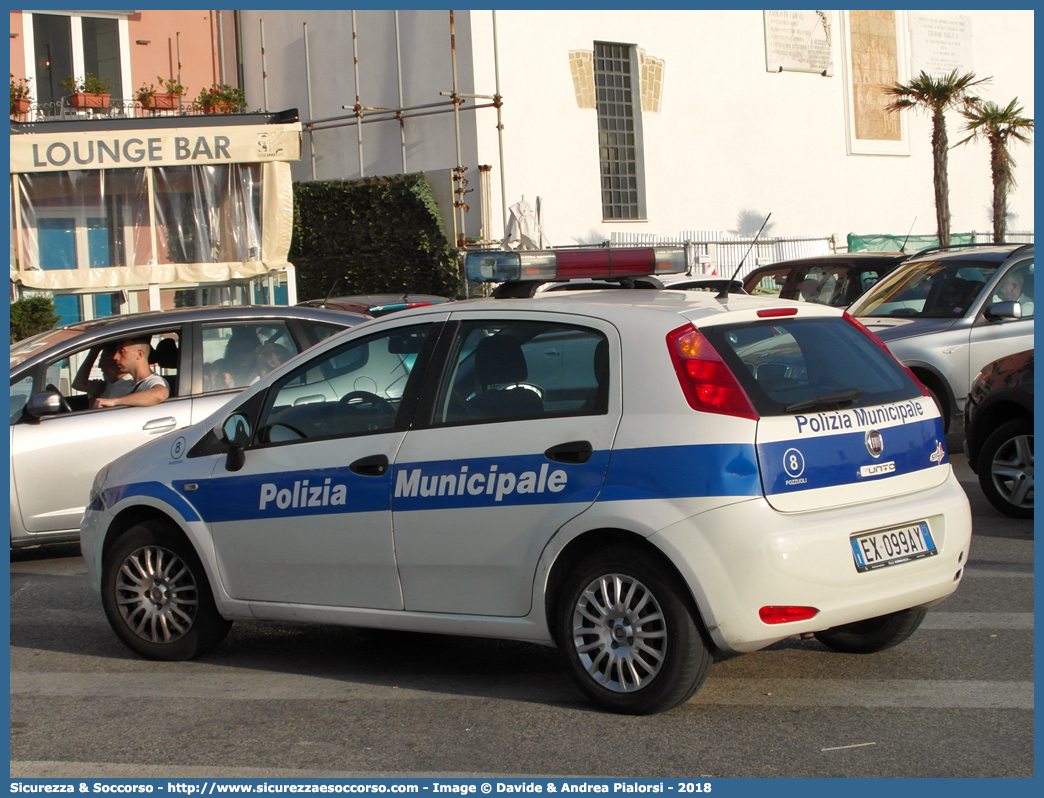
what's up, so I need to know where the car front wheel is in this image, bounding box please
[977,418,1034,519]
[557,547,712,715]
[814,607,927,654]
[101,520,231,661]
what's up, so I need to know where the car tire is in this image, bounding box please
[813,607,927,654]
[922,382,948,432]
[977,418,1034,519]
[557,547,712,715]
[101,520,231,661]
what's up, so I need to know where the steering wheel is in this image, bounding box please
[501,382,546,399]
[336,390,396,418]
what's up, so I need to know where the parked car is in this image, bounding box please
[659,273,746,294]
[10,305,366,548]
[81,247,970,715]
[848,244,1034,432]
[964,350,1033,518]
[743,252,910,307]
[298,293,452,317]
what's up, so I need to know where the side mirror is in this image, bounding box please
[24,390,69,419]
[220,413,251,472]
[984,300,1022,322]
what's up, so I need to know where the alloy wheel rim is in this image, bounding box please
[571,573,667,693]
[991,433,1034,509]
[115,545,199,643]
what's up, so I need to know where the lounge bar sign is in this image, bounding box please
[11,123,302,173]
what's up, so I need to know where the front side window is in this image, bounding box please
[40,329,181,412]
[255,323,433,444]
[433,320,609,426]
[595,42,645,220]
[988,260,1034,319]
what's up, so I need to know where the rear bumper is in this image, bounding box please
[652,467,972,653]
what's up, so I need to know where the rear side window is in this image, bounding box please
[701,318,922,416]
[433,320,609,425]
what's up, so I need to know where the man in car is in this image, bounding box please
[91,337,170,409]
[72,343,134,402]
[993,272,1033,315]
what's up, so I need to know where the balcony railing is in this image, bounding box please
[11,97,246,123]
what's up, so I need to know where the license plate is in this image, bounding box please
[851,521,937,572]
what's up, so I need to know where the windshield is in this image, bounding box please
[9,327,84,369]
[848,259,999,319]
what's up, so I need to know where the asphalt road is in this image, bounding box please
[9,451,1033,779]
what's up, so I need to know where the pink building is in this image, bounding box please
[10,10,301,323]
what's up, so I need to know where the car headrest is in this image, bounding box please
[153,338,179,369]
[475,334,528,387]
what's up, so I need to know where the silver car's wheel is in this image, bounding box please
[571,573,667,692]
[557,547,712,714]
[102,520,231,660]
[115,545,199,644]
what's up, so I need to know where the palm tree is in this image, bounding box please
[884,70,990,246]
[957,98,1034,243]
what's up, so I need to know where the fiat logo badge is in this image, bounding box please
[865,429,884,458]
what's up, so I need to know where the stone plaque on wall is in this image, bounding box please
[849,9,901,142]
[910,13,973,76]
[764,10,834,76]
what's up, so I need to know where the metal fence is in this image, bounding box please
[609,231,836,278]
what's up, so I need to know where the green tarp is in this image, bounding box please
[847,233,976,253]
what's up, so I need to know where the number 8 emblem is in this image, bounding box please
[783,447,805,478]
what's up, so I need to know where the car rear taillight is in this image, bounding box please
[843,312,932,398]
[759,606,820,624]
[666,324,759,420]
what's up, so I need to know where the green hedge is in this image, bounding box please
[10,296,58,343]
[289,175,460,301]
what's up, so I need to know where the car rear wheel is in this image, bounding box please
[813,607,927,654]
[557,547,712,715]
[977,418,1033,519]
[101,520,231,661]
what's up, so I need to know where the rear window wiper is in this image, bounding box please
[785,388,864,413]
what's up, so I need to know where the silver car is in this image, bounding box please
[848,244,1034,431]
[10,305,366,547]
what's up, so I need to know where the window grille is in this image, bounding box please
[595,43,644,220]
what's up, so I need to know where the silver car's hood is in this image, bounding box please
[861,316,960,342]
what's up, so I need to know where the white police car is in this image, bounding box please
[80,247,972,715]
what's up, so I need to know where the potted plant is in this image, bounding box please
[61,73,114,109]
[136,77,185,111]
[195,83,247,114]
[10,74,32,116]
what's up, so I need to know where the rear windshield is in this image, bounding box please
[701,317,923,417]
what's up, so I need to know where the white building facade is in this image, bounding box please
[236,9,1033,255]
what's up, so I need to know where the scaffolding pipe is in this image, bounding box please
[304,22,316,180]
[216,11,226,84]
[394,11,407,174]
[307,102,495,133]
[449,11,466,250]
[260,18,269,112]
[351,10,364,177]
[309,98,460,128]
[492,11,507,231]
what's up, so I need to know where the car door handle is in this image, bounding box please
[545,440,593,464]
[350,454,389,476]
[142,417,177,431]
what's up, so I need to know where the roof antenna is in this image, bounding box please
[899,217,917,253]
[716,212,772,300]
[323,276,342,304]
